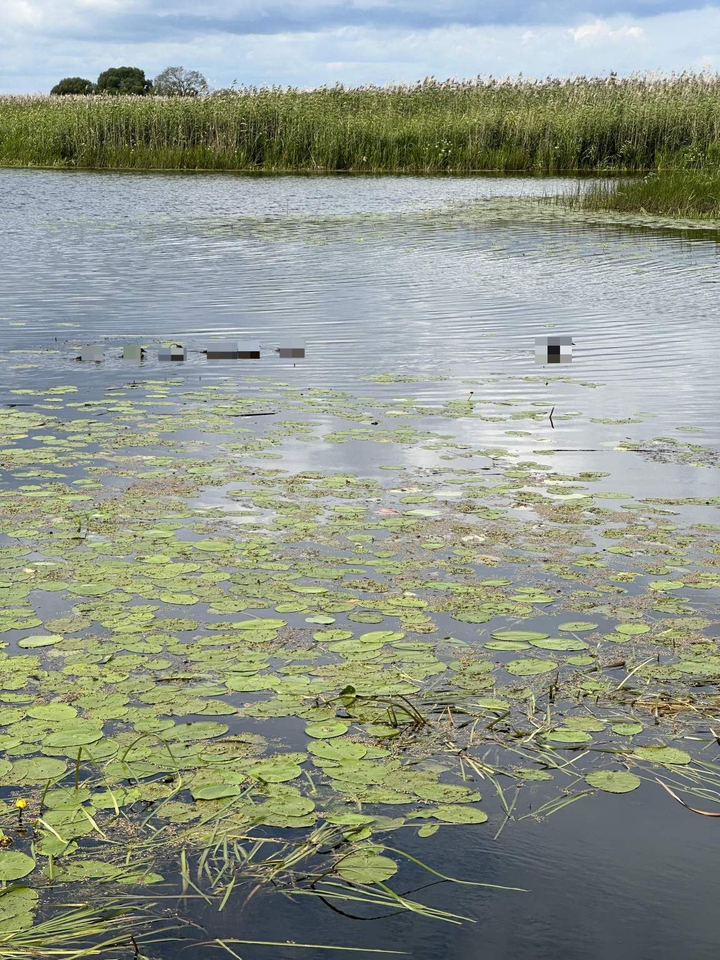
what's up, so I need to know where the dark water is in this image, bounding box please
[1,167,720,960]
[189,795,720,960]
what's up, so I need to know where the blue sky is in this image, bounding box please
[1,0,718,93]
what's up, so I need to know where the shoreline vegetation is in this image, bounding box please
[566,169,720,219]
[1,72,720,219]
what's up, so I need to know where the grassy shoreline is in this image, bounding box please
[2,74,720,173]
[1,74,720,218]
[568,169,720,219]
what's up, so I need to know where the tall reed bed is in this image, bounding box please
[2,72,720,173]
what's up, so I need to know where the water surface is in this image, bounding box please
[1,168,719,960]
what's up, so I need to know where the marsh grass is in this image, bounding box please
[3,72,720,173]
[566,169,720,219]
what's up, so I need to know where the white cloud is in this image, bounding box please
[3,0,40,27]
[0,4,719,92]
[570,19,646,45]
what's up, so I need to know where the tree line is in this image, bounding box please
[50,66,210,97]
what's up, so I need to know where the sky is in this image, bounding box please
[1,0,719,93]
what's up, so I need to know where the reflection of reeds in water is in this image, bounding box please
[3,72,720,173]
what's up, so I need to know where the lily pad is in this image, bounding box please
[512,768,554,781]
[336,851,398,883]
[18,634,63,649]
[614,623,650,636]
[505,658,558,676]
[313,630,354,642]
[250,759,303,783]
[192,783,242,801]
[28,704,78,722]
[14,757,68,781]
[43,723,104,748]
[0,851,36,881]
[485,640,530,651]
[528,637,588,651]
[165,722,229,742]
[491,630,549,642]
[633,745,691,765]
[585,770,641,793]
[544,729,593,744]
[305,721,350,739]
[308,740,367,761]
[612,722,643,736]
[410,805,488,824]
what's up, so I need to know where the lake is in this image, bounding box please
[0,167,719,960]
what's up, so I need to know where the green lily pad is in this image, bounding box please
[505,658,558,676]
[612,722,643,736]
[192,784,242,801]
[192,540,234,551]
[326,813,376,826]
[485,641,531,651]
[67,583,115,596]
[308,740,367,761]
[165,722,229,742]
[28,704,78,722]
[528,637,588,651]
[544,729,593,744]
[43,723,104,748]
[410,805,488,824]
[475,698,510,711]
[225,676,272,692]
[231,618,286,630]
[0,708,27,726]
[17,634,63,648]
[14,757,68,781]
[412,782,482,803]
[358,631,405,643]
[0,851,36,881]
[364,724,401,738]
[557,622,598,632]
[491,630,549,642]
[0,884,38,931]
[417,823,439,837]
[158,593,200,606]
[512,768,554,781]
[585,770,641,793]
[313,630,354,642]
[633,745,691,765]
[305,721,350,739]
[336,851,398,883]
[347,613,384,624]
[250,759,303,783]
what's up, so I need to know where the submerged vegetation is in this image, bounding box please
[0,361,719,955]
[2,72,720,174]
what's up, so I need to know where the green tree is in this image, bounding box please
[96,67,152,95]
[152,66,209,97]
[50,77,95,95]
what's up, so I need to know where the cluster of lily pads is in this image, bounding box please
[0,372,719,954]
